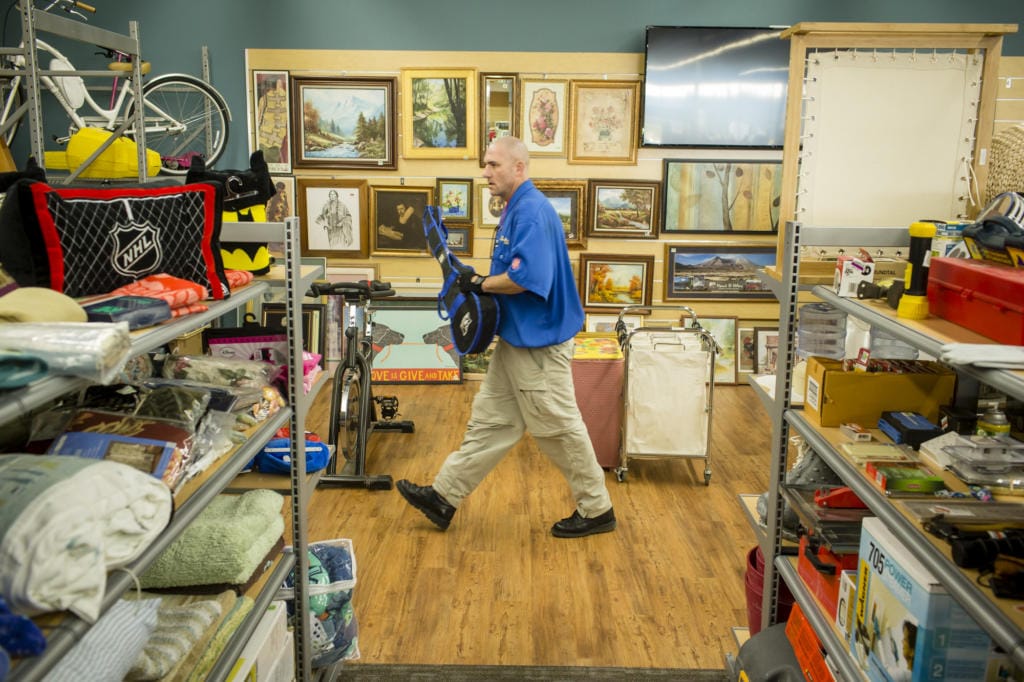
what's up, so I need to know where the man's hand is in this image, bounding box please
[457,270,487,294]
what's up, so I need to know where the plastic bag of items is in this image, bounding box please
[0,321,131,384]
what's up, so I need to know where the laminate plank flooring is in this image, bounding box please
[305,381,771,670]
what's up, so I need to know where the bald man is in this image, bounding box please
[397,136,615,538]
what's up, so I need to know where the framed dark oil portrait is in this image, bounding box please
[664,245,776,300]
[401,68,477,160]
[291,76,397,170]
[370,186,434,256]
[579,253,654,311]
[534,179,587,249]
[297,178,368,258]
[586,179,660,239]
[662,158,782,233]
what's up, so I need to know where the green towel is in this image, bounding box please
[140,490,284,589]
[186,596,255,682]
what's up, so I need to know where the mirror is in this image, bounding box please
[478,73,517,165]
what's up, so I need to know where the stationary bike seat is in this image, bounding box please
[108,61,151,75]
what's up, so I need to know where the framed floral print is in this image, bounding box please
[568,80,640,165]
[579,253,654,311]
[297,178,368,259]
[251,70,291,173]
[435,177,473,224]
[586,179,660,239]
[290,76,396,170]
[662,158,782,233]
[664,245,776,300]
[370,186,434,255]
[534,179,587,249]
[401,68,477,160]
[520,78,568,157]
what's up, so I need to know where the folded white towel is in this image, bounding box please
[0,454,172,622]
[940,343,1024,369]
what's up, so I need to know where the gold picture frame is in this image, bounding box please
[479,72,518,165]
[297,178,368,259]
[519,78,568,157]
[533,178,587,249]
[568,80,640,165]
[401,68,477,160]
[370,185,434,255]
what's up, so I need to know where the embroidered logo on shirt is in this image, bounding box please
[511,256,521,270]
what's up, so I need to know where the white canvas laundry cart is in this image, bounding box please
[614,305,721,484]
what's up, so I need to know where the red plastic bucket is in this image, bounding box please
[745,546,795,634]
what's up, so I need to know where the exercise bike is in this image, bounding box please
[308,278,413,490]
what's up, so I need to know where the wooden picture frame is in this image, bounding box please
[370,186,434,255]
[697,316,738,385]
[586,313,643,334]
[568,79,640,165]
[401,68,477,160]
[260,301,326,365]
[370,300,462,384]
[534,179,587,249]
[754,326,781,375]
[579,253,654,311]
[250,70,291,173]
[290,76,396,170]
[435,177,473,224]
[664,244,776,300]
[479,72,518,165]
[478,184,506,226]
[297,178,368,258]
[738,320,777,375]
[662,158,782,233]
[586,179,660,239]
[445,225,474,257]
[520,78,568,157]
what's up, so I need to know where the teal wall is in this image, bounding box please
[12,0,1023,169]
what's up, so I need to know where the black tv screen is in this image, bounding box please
[642,26,789,149]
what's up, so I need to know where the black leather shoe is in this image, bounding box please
[551,508,616,538]
[397,479,455,530]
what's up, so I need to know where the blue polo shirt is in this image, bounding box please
[489,180,584,348]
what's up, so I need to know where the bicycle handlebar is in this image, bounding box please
[308,279,396,300]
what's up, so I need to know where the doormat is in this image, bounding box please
[329,664,730,680]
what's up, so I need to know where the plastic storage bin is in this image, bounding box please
[797,302,847,359]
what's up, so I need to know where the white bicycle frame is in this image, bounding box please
[1,36,186,143]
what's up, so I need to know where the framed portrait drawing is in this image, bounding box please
[479,72,518,164]
[478,184,506,226]
[755,326,781,375]
[401,68,477,160]
[664,245,776,300]
[291,76,396,170]
[520,78,568,157]
[370,186,434,255]
[445,225,473,257]
[696,316,738,385]
[579,253,654,311]
[435,178,473,224]
[534,179,587,249]
[662,159,782,233]
[568,80,640,165]
[251,70,291,173]
[297,178,368,259]
[586,180,660,239]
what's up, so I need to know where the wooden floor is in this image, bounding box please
[304,380,771,670]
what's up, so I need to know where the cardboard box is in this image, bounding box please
[786,603,836,681]
[804,356,956,428]
[850,517,997,681]
[834,253,875,297]
[836,569,857,641]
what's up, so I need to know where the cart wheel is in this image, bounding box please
[615,468,627,482]
[704,470,712,486]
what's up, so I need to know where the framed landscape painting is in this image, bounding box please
[579,253,654,311]
[401,68,477,159]
[290,76,396,170]
[587,179,659,239]
[662,158,782,233]
[664,245,775,300]
[534,179,587,248]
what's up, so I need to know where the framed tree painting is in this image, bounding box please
[251,70,291,173]
[579,253,654,311]
[520,78,568,157]
[401,68,477,159]
[370,186,434,255]
[297,178,368,259]
[697,316,738,385]
[568,80,640,165]
[664,245,776,300]
[662,158,782,233]
[534,179,587,249]
[290,76,396,170]
[435,177,473,224]
[586,179,660,239]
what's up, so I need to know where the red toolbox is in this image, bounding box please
[796,533,858,619]
[927,256,1024,345]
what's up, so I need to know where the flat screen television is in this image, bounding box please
[642,26,790,149]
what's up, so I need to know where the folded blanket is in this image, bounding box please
[0,455,172,622]
[186,595,254,682]
[137,590,236,682]
[126,597,222,680]
[140,490,284,590]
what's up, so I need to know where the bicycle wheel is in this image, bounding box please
[125,74,229,175]
[328,366,363,472]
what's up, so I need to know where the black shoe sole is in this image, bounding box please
[397,483,451,531]
[551,519,616,538]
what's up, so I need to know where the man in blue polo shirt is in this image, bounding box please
[397,136,615,539]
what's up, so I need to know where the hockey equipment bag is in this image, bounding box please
[423,205,500,355]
